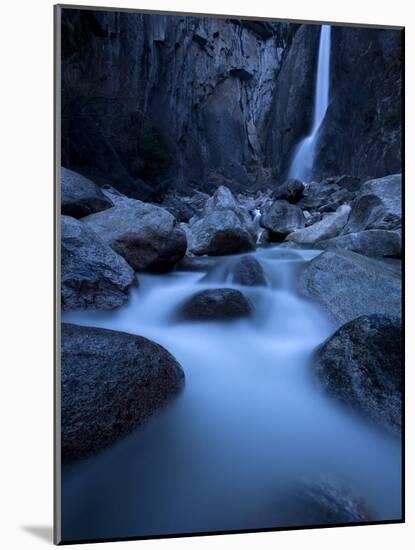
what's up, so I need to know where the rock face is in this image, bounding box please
[312,28,402,180]
[178,288,252,320]
[315,315,402,434]
[61,10,401,192]
[61,323,185,462]
[261,200,305,241]
[61,9,290,192]
[287,204,350,245]
[187,186,256,255]
[231,256,267,286]
[82,201,187,272]
[61,167,113,218]
[318,229,401,259]
[61,215,135,310]
[298,250,401,324]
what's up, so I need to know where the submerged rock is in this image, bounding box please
[61,323,185,462]
[317,229,401,258]
[61,167,113,218]
[83,200,187,272]
[315,315,402,434]
[286,204,351,245]
[178,288,252,321]
[61,215,135,310]
[298,249,401,324]
[187,186,256,255]
[231,256,267,286]
[261,200,305,241]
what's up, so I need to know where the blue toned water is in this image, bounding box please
[61,247,401,541]
[289,25,331,181]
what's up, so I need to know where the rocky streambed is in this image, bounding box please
[60,168,402,541]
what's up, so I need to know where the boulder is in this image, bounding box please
[315,314,402,434]
[61,167,113,218]
[272,179,305,204]
[274,479,371,526]
[187,186,256,255]
[286,204,351,245]
[61,215,135,310]
[230,256,267,286]
[82,200,187,272]
[178,288,252,321]
[261,200,305,241]
[317,229,401,259]
[61,323,185,462]
[298,249,401,324]
[345,174,402,232]
[322,175,363,192]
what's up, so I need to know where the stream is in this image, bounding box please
[61,246,401,540]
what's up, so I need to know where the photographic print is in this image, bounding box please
[55,5,404,544]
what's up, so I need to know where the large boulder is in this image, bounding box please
[230,256,267,286]
[286,204,351,245]
[298,250,401,324]
[61,216,135,310]
[317,229,401,259]
[178,288,252,321]
[272,179,305,204]
[315,315,402,434]
[261,200,305,241]
[344,174,402,235]
[82,201,187,272]
[61,323,185,462]
[187,186,256,255]
[274,480,371,526]
[61,167,113,218]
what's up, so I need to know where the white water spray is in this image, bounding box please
[288,25,331,181]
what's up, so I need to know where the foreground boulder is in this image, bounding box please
[61,324,185,462]
[83,201,187,272]
[61,167,113,218]
[317,229,401,259]
[357,174,402,229]
[274,479,371,526]
[178,288,252,321]
[231,256,267,286]
[187,186,256,255]
[315,315,402,435]
[261,200,305,241]
[298,250,401,324]
[286,204,350,245]
[61,216,135,310]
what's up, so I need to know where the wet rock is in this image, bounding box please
[61,167,113,218]
[178,288,252,321]
[83,200,187,272]
[287,204,350,245]
[318,229,401,259]
[261,200,305,241]
[315,314,402,434]
[272,178,304,203]
[298,249,401,324]
[176,255,217,272]
[61,216,135,310]
[231,256,267,286]
[61,323,185,462]
[187,186,256,255]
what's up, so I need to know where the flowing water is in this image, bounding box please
[61,247,401,541]
[288,25,331,181]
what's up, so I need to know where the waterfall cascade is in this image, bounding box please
[288,25,331,181]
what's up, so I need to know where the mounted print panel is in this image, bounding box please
[54,5,404,545]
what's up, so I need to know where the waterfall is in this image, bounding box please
[288,25,331,181]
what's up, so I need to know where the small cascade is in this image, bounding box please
[288,25,331,181]
[252,208,264,243]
